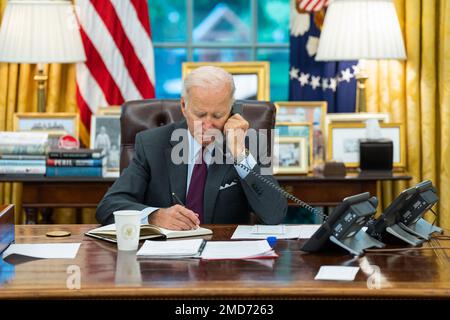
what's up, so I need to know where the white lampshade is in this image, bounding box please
[315,0,406,61]
[0,0,86,63]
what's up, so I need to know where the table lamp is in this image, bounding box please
[315,0,406,112]
[0,0,86,112]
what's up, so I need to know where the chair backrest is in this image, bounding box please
[120,99,276,172]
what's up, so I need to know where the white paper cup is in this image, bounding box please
[113,210,141,251]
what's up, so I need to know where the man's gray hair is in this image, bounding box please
[181,66,235,107]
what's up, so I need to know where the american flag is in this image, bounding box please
[75,0,155,133]
[296,0,329,12]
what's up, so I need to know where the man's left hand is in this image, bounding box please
[224,113,249,160]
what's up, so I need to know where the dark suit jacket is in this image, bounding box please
[96,121,287,225]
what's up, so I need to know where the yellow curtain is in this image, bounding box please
[0,0,95,224]
[366,0,450,229]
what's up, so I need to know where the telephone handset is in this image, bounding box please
[230,102,243,117]
[227,102,325,221]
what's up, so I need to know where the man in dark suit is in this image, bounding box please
[96,66,287,229]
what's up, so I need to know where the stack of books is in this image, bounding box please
[0,132,48,175]
[46,148,107,177]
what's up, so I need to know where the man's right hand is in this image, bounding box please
[148,205,200,230]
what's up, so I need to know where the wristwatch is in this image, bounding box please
[235,148,250,164]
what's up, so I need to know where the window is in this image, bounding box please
[149,0,289,101]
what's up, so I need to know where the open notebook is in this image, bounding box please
[85,223,213,243]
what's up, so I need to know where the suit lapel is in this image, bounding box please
[165,121,188,204]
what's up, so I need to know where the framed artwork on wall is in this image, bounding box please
[182,61,270,101]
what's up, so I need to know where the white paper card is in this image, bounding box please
[314,266,360,281]
[2,243,81,259]
[231,225,321,239]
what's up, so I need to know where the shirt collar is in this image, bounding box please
[187,130,215,164]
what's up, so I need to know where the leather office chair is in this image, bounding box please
[120,99,276,172]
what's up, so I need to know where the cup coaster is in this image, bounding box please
[46,230,71,237]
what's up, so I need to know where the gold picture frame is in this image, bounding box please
[274,101,327,162]
[276,122,313,171]
[13,112,79,139]
[274,136,309,174]
[97,105,122,115]
[182,61,270,101]
[326,112,390,123]
[327,122,406,168]
[325,112,390,138]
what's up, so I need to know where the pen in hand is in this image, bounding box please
[172,193,200,228]
[171,192,185,206]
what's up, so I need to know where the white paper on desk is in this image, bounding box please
[231,225,321,239]
[2,243,81,259]
[314,266,360,281]
[297,225,321,239]
[251,225,285,234]
[201,240,277,260]
[137,239,204,258]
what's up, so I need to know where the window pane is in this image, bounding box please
[193,49,252,62]
[193,1,251,44]
[257,0,289,43]
[154,48,187,98]
[149,0,187,42]
[257,49,289,101]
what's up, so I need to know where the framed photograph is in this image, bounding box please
[325,112,390,138]
[97,105,122,115]
[274,101,327,163]
[182,61,270,101]
[90,114,121,175]
[13,112,79,138]
[273,136,309,174]
[276,122,313,170]
[327,122,405,168]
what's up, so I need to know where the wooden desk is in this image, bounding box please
[0,224,448,299]
[0,174,411,224]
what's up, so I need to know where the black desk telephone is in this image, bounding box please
[301,193,385,255]
[367,180,442,246]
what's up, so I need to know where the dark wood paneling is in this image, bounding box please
[21,182,112,207]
